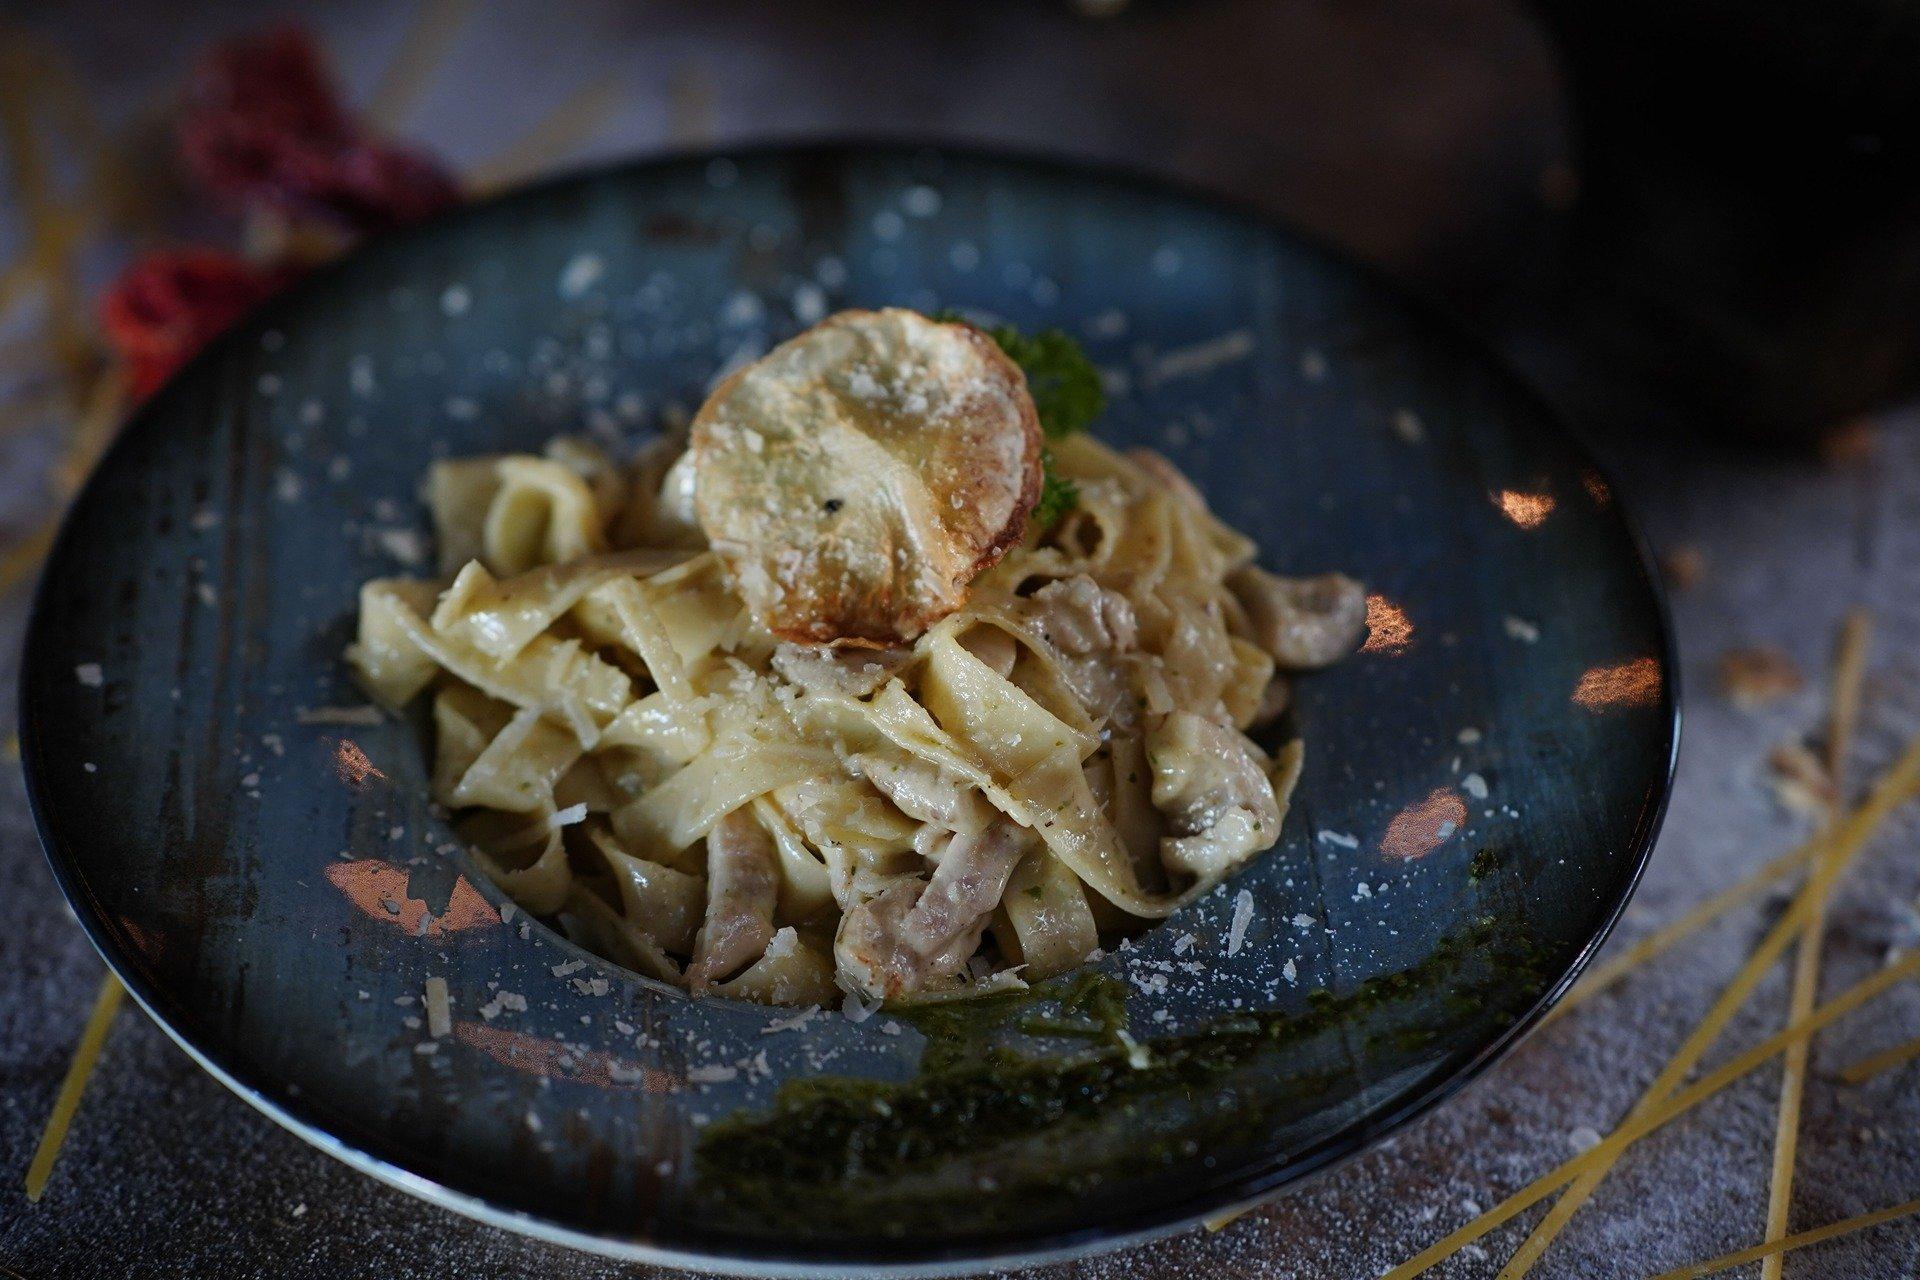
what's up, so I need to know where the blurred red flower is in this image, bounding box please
[100,249,293,400]
[177,26,458,233]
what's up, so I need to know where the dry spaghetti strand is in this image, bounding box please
[0,253,40,321]
[1384,729,1920,1280]
[1493,703,1916,1280]
[1649,1196,1920,1280]
[1160,822,1840,1240]
[0,45,95,390]
[1380,944,1920,1280]
[24,972,126,1201]
[1548,618,1867,1035]
[364,0,472,132]
[1838,1033,1920,1084]
[52,366,127,497]
[0,522,56,599]
[1539,834,1822,1028]
[1761,609,1871,1280]
[469,76,624,194]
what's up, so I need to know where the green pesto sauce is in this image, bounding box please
[691,917,1555,1237]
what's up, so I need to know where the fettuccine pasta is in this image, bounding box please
[349,312,1362,1006]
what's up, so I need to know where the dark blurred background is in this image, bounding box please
[15,0,1920,446]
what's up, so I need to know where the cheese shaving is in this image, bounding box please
[423,976,451,1038]
[1226,889,1253,957]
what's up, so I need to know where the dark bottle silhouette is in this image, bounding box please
[1532,0,1920,441]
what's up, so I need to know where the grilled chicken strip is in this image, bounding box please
[1229,566,1368,670]
[835,818,1026,1000]
[1147,710,1283,881]
[686,808,780,993]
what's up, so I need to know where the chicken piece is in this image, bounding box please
[832,881,926,997]
[1027,575,1138,655]
[692,308,1043,646]
[769,641,911,698]
[1146,711,1282,881]
[1023,575,1138,724]
[686,809,780,993]
[1229,566,1367,670]
[835,819,1026,1000]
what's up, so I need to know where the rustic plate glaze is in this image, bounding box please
[20,144,1677,1275]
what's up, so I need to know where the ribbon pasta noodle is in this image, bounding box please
[349,332,1361,1006]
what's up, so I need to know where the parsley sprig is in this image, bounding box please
[979,324,1104,441]
[1030,456,1080,529]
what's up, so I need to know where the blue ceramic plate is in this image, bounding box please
[20,144,1677,1275]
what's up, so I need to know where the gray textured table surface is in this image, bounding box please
[2,3,1918,1277]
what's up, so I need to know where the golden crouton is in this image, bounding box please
[692,308,1042,646]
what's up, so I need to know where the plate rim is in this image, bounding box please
[18,136,1681,1276]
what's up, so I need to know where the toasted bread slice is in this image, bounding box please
[692,308,1042,646]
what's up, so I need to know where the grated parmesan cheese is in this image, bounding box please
[1147,330,1254,385]
[901,185,942,218]
[762,1006,822,1035]
[1503,615,1541,643]
[375,527,427,566]
[558,253,604,298]
[1226,889,1255,957]
[792,283,826,324]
